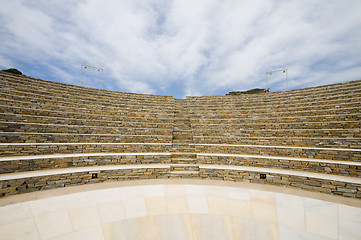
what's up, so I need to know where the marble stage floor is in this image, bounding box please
[0,179,360,240]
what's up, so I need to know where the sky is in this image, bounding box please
[0,0,361,98]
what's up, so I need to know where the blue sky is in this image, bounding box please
[1,0,361,98]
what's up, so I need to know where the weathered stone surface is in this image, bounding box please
[0,71,360,198]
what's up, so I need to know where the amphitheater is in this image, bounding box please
[0,70,360,239]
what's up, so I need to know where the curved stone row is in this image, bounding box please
[0,71,360,199]
[1,163,360,197]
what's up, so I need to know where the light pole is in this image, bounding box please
[265,68,288,91]
[80,65,103,89]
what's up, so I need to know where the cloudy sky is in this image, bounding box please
[1,0,360,98]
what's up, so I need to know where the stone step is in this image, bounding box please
[193,135,361,148]
[171,148,195,153]
[170,171,199,176]
[170,157,198,164]
[171,153,197,158]
[171,143,195,152]
[0,132,173,143]
[170,164,200,171]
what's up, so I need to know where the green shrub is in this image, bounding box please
[227,88,269,95]
[1,68,23,75]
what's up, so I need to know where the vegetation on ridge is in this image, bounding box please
[1,68,23,75]
[227,88,269,95]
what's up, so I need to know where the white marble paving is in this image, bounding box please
[0,218,40,240]
[305,198,339,239]
[0,182,360,240]
[34,210,73,240]
[276,193,305,230]
[29,196,67,217]
[52,226,105,240]
[0,202,32,225]
[123,197,147,219]
[187,195,209,214]
[97,199,126,224]
[68,205,100,231]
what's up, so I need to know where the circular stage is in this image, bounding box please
[1,179,360,240]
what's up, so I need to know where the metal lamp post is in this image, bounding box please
[266,68,288,92]
[80,65,103,89]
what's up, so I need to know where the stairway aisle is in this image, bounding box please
[170,99,198,177]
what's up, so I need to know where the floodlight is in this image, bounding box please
[265,68,288,92]
[80,65,104,89]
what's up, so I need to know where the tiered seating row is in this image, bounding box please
[1,151,360,175]
[192,143,361,160]
[1,163,360,198]
[1,72,175,102]
[187,79,361,101]
[0,142,173,156]
[0,105,174,123]
[193,135,361,148]
[0,113,173,129]
[0,132,172,143]
[0,72,360,199]
[185,93,361,111]
[0,90,175,111]
[0,98,175,117]
[0,121,172,135]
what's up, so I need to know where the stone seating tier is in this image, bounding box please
[2,111,359,125]
[0,142,359,160]
[1,151,360,175]
[2,113,358,132]
[2,100,359,125]
[0,113,174,129]
[191,121,360,129]
[2,71,360,108]
[184,96,361,111]
[1,120,359,138]
[3,83,359,116]
[0,98,176,117]
[0,121,173,135]
[0,72,360,199]
[190,113,360,123]
[4,97,358,120]
[186,79,361,100]
[0,73,174,102]
[193,128,359,138]
[0,90,176,110]
[187,101,360,113]
[0,71,172,94]
[193,143,361,160]
[192,135,361,148]
[185,90,361,106]
[0,132,172,143]
[1,164,360,198]
[0,106,175,123]
[187,106,360,119]
[2,81,360,112]
[0,143,173,156]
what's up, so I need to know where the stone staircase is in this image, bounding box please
[170,100,198,176]
[172,100,194,145]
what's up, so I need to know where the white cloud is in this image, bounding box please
[0,0,360,98]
